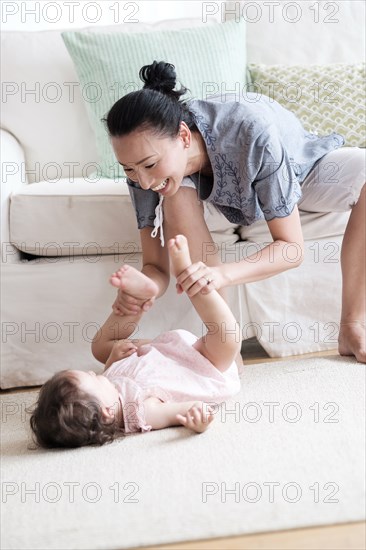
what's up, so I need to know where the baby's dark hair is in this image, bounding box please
[28,370,124,449]
[101,60,196,139]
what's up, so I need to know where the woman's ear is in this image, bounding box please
[179,121,190,147]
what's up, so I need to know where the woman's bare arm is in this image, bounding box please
[221,206,305,287]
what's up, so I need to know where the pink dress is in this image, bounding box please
[103,329,241,434]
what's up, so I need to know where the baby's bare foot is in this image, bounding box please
[167,234,192,277]
[338,322,366,363]
[109,265,158,301]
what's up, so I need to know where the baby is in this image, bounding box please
[29,235,242,449]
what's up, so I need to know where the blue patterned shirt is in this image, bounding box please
[126,92,345,228]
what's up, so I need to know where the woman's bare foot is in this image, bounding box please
[167,234,192,277]
[109,265,159,301]
[338,322,366,363]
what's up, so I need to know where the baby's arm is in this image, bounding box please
[143,397,215,433]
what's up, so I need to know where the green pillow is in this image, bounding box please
[62,20,248,179]
[248,62,365,148]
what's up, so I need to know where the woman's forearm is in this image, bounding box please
[221,239,304,286]
[141,263,170,297]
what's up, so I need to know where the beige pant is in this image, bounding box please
[298,146,366,212]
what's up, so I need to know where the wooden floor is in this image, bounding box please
[2,339,365,550]
[143,522,366,550]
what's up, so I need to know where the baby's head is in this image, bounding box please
[29,369,124,449]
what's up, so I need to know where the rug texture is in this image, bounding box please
[1,355,365,550]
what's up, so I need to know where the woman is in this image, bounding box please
[101,61,365,363]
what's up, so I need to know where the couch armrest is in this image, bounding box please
[1,129,28,263]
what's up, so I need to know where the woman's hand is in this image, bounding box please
[175,263,224,297]
[112,291,156,317]
[176,402,215,433]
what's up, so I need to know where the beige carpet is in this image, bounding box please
[1,355,365,550]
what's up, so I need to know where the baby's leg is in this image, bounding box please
[92,267,153,363]
[168,235,241,372]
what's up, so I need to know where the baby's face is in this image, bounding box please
[71,370,121,418]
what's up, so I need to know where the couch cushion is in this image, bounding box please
[10,179,351,258]
[244,0,365,64]
[248,62,366,148]
[10,179,137,256]
[238,210,350,243]
[9,179,240,256]
[1,18,219,184]
[61,19,248,179]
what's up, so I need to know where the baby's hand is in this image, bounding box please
[176,402,215,433]
[110,340,138,362]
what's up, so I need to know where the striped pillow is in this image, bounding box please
[62,20,248,179]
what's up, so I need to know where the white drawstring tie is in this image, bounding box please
[150,194,165,247]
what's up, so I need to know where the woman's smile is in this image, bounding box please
[151,178,169,191]
[152,177,171,194]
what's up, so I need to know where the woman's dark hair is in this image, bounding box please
[27,370,124,449]
[101,60,196,139]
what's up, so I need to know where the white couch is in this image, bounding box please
[1,1,364,389]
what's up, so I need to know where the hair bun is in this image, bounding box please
[139,61,188,100]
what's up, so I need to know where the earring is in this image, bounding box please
[185,143,189,148]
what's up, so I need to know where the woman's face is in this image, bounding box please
[111,124,190,197]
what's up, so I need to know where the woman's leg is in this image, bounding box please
[163,187,223,272]
[338,182,366,362]
[299,147,366,363]
[168,234,241,372]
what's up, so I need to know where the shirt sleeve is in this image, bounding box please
[126,178,159,230]
[118,377,152,434]
[118,377,171,434]
[252,127,303,221]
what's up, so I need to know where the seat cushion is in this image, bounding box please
[10,179,350,257]
[9,179,240,256]
[238,210,350,242]
[10,179,138,256]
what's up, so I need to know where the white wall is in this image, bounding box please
[1,0,222,31]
